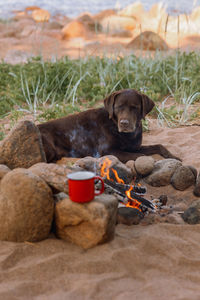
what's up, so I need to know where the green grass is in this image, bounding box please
[0,51,200,125]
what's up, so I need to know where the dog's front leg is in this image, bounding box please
[138,145,181,161]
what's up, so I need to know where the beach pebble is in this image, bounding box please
[134,156,155,176]
[145,159,182,186]
[0,120,46,169]
[182,200,200,224]
[0,168,54,242]
[54,193,118,249]
[171,165,196,191]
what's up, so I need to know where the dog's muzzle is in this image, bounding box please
[118,119,135,132]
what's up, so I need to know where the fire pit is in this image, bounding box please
[99,157,163,213]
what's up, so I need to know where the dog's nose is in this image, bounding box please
[120,119,129,125]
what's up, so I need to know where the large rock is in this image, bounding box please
[100,15,136,34]
[145,159,182,187]
[29,162,71,193]
[54,193,118,249]
[127,31,169,51]
[0,168,54,242]
[182,200,200,224]
[171,165,196,191]
[61,21,87,39]
[134,156,155,176]
[31,8,50,22]
[148,3,166,18]
[76,13,101,32]
[118,2,145,21]
[191,6,200,21]
[0,164,11,180]
[93,9,116,22]
[0,120,46,169]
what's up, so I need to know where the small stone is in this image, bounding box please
[171,165,196,190]
[55,194,118,249]
[159,194,168,206]
[73,156,98,172]
[193,172,200,196]
[163,212,185,224]
[0,120,46,169]
[145,159,182,187]
[117,207,144,225]
[134,156,154,176]
[182,200,200,224]
[125,160,137,177]
[98,155,133,183]
[0,168,54,242]
[0,164,11,180]
[186,165,198,180]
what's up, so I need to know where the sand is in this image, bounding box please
[1,8,200,297]
[0,124,200,299]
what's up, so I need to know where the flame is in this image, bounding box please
[111,168,124,184]
[100,158,142,211]
[100,157,112,180]
[125,186,142,212]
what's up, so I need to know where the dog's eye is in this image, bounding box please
[115,105,123,110]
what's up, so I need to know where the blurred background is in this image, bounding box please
[0,0,199,19]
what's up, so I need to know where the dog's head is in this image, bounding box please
[104,89,155,133]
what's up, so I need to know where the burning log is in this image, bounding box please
[103,177,156,211]
[99,157,157,212]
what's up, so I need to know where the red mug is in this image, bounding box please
[67,171,104,203]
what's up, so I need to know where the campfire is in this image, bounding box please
[99,158,159,214]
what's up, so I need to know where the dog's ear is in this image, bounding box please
[140,93,155,119]
[104,90,122,119]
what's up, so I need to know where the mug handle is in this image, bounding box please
[94,176,104,196]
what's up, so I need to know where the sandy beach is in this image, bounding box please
[0,124,200,299]
[1,4,200,299]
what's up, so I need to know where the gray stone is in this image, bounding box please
[187,165,198,180]
[98,155,133,183]
[125,160,137,177]
[54,193,118,249]
[134,156,155,176]
[182,200,200,224]
[0,168,54,242]
[171,165,196,191]
[73,156,98,172]
[193,172,200,196]
[29,162,71,193]
[145,159,182,187]
[0,120,46,169]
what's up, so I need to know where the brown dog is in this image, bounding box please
[38,89,179,163]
